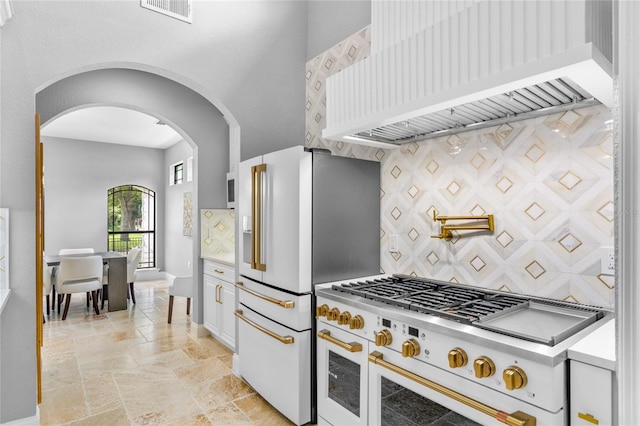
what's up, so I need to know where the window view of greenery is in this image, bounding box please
[108,185,155,268]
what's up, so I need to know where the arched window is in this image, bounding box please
[108,185,155,268]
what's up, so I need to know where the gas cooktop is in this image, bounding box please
[326,274,607,346]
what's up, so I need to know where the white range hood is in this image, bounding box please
[323,0,613,148]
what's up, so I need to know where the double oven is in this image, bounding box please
[316,275,612,426]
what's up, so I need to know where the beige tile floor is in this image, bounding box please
[40,279,294,426]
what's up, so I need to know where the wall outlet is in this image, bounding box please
[601,247,615,275]
[389,235,399,253]
[187,260,192,270]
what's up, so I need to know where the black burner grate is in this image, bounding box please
[437,295,528,323]
[331,277,437,298]
[331,276,532,324]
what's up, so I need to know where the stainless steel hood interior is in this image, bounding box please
[347,77,601,146]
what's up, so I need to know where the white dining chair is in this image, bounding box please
[57,248,96,310]
[56,255,104,320]
[167,275,192,324]
[126,247,142,304]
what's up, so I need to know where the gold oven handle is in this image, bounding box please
[368,351,536,426]
[235,310,294,344]
[318,330,362,353]
[236,282,295,308]
[251,164,267,271]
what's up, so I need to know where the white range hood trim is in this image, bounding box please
[323,43,612,144]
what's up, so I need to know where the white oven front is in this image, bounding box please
[317,323,369,426]
[367,346,558,426]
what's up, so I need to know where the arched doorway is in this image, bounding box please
[35,65,240,402]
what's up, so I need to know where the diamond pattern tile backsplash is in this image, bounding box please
[306,27,614,308]
[200,209,235,259]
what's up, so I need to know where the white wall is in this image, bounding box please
[306,0,371,60]
[165,140,194,276]
[43,136,165,262]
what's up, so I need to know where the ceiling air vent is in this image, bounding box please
[141,0,192,24]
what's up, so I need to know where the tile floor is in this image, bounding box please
[40,279,294,426]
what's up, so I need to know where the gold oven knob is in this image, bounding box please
[349,315,365,329]
[503,366,528,390]
[327,307,340,321]
[473,356,496,378]
[315,304,329,318]
[402,339,421,358]
[447,348,468,368]
[375,329,393,346]
[337,311,352,325]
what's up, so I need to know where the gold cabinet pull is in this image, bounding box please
[251,164,267,271]
[577,413,599,425]
[368,351,536,426]
[317,330,362,353]
[215,285,222,304]
[235,310,294,344]
[236,281,294,308]
[214,269,224,274]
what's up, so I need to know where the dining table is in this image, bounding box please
[45,251,128,311]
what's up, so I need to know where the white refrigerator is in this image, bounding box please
[236,145,380,425]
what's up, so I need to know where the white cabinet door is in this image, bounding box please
[203,273,220,336]
[219,280,236,350]
[570,360,613,426]
[203,260,236,351]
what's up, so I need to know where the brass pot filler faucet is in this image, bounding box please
[431,211,495,241]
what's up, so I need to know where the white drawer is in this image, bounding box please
[203,260,235,283]
[237,307,310,425]
[237,277,311,331]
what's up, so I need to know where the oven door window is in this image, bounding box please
[317,325,368,426]
[329,351,361,416]
[380,376,481,426]
[369,348,485,426]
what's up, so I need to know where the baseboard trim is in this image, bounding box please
[134,268,164,281]
[232,353,241,377]
[190,322,211,339]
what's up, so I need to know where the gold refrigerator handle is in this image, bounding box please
[251,164,267,271]
[235,310,294,344]
[236,281,294,308]
[317,330,363,353]
[368,351,536,426]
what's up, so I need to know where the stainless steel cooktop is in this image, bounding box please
[328,275,606,346]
